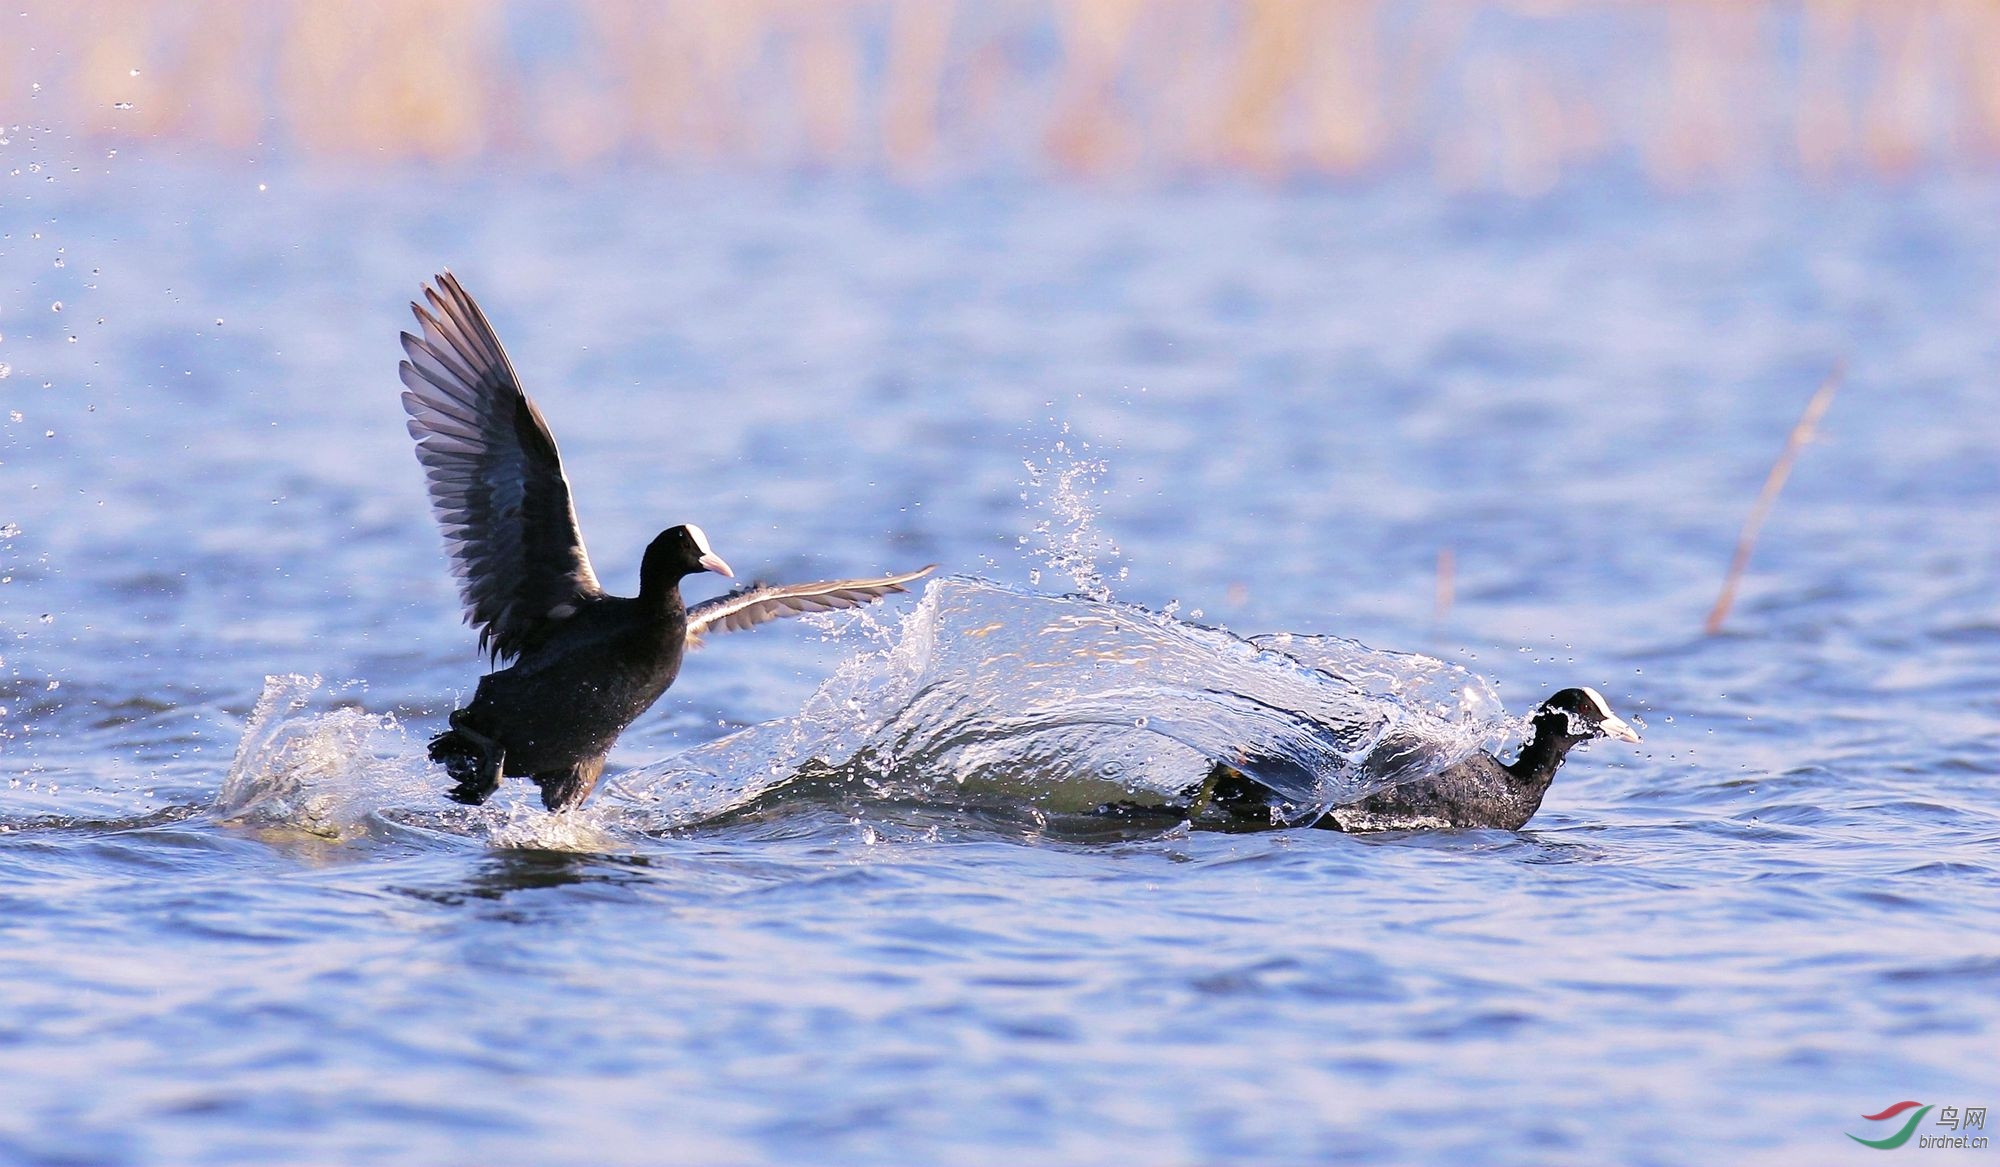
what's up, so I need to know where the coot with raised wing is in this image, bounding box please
[399,271,933,811]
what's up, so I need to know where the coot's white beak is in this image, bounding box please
[1600,711,1641,744]
[683,523,734,578]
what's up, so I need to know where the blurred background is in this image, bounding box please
[8,0,2000,185]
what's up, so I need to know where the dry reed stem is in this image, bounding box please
[1433,546,1454,629]
[1704,364,1844,635]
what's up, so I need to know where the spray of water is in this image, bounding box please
[216,674,408,835]
[216,436,1519,839]
[616,578,1517,828]
[216,674,619,851]
[1018,427,1125,600]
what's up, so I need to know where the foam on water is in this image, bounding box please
[615,577,1519,827]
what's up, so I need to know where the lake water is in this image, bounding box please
[3,159,1998,1164]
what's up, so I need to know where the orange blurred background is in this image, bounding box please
[5,0,1999,188]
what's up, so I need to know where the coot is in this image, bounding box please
[1198,686,1641,831]
[399,271,933,810]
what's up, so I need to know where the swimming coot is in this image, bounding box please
[1199,686,1641,831]
[399,271,933,811]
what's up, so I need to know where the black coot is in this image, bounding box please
[1200,686,1641,831]
[399,272,933,811]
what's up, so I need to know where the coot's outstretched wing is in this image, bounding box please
[398,271,602,663]
[686,565,936,647]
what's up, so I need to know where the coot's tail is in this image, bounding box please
[429,725,499,805]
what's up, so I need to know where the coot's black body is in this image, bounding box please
[400,272,933,811]
[1200,687,1641,832]
[429,525,722,810]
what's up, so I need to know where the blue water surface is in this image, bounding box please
[1,156,1997,1165]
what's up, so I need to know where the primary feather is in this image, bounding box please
[686,565,937,647]
[398,272,602,663]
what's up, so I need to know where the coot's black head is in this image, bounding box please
[639,524,734,596]
[1502,686,1642,790]
[1532,687,1642,747]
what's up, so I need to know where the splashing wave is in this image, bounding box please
[617,578,1520,828]
[216,674,619,851]
[215,583,1521,837]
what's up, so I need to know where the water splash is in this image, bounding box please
[216,674,618,851]
[1246,632,1507,726]
[1019,430,1124,600]
[616,578,1518,828]
[216,585,1520,839]
[216,674,418,837]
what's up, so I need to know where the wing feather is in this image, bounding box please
[685,565,936,647]
[399,271,602,662]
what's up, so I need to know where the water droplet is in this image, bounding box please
[129,68,141,77]
[0,364,10,379]
[49,301,61,313]
[214,318,224,327]
[112,102,133,111]
[0,523,19,539]
[38,614,53,624]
